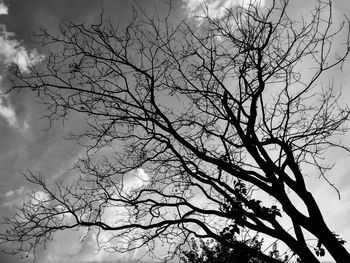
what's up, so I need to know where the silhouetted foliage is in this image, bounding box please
[182,234,287,263]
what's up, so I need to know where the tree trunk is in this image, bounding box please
[315,222,350,263]
[288,239,320,263]
[302,192,350,262]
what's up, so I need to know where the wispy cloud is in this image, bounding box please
[183,0,265,19]
[2,186,49,210]
[0,1,43,130]
[0,0,8,16]
[0,95,16,127]
[1,185,28,208]
[0,25,44,73]
[0,93,28,130]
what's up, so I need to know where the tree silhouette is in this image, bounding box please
[1,0,350,262]
[182,231,286,263]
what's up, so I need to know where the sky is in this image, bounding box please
[0,0,350,262]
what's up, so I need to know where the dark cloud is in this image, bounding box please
[0,252,30,263]
[0,0,179,49]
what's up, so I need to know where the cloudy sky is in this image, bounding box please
[1,0,350,262]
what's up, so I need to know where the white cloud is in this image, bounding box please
[122,168,150,193]
[183,0,265,19]
[41,228,143,263]
[0,1,43,75]
[0,1,8,16]
[1,185,27,208]
[0,25,44,73]
[0,94,28,130]
[0,95,17,126]
[2,186,50,211]
[0,1,42,130]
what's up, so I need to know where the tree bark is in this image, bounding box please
[313,221,350,263]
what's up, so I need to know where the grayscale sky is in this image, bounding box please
[0,0,350,262]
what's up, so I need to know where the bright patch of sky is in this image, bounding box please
[0,1,7,15]
[1,168,151,261]
[0,1,42,130]
[24,168,151,263]
[183,0,265,19]
[0,92,28,130]
[0,27,44,73]
[0,94,16,126]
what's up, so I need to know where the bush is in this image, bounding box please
[182,233,287,263]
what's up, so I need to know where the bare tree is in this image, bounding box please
[2,0,350,262]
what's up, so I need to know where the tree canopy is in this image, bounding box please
[182,232,287,263]
[1,0,350,262]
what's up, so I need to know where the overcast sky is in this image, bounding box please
[1,0,350,262]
